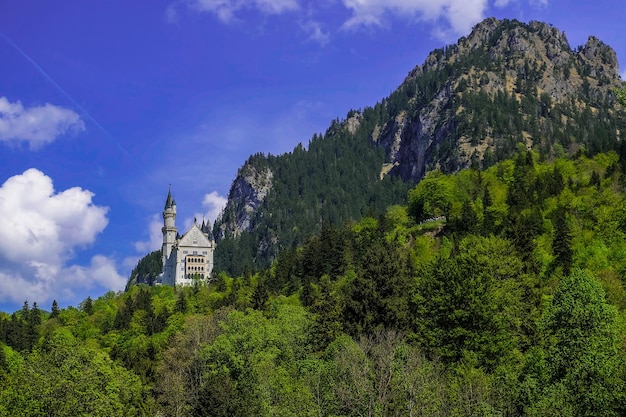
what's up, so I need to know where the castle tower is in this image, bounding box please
[162,189,177,282]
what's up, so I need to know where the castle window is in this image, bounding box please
[183,251,188,254]
[193,240,197,245]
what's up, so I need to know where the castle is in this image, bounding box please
[160,189,216,286]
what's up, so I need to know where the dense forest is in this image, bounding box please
[3,148,626,416]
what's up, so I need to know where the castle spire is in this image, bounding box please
[164,186,175,209]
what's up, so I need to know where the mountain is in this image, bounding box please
[212,18,626,275]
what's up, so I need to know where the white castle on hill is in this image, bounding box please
[160,189,215,286]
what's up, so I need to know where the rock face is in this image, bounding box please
[376,18,624,183]
[216,158,273,239]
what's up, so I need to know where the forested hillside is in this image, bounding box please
[213,18,626,274]
[3,150,626,416]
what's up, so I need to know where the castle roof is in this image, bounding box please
[164,189,176,209]
[200,219,211,235]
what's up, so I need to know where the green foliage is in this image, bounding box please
[551,205,573,275]
[616,83,626,106]
[49,300,60,320]
[192,305,316,416]
[3,150,626,415]
[408,170,454,222]
[80,296,94,315]
[413,236,524,369]
[0,329,150,417]
[521,270,626,416]
[127,250,162,289]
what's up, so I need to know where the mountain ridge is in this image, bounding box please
[212,17,626,274]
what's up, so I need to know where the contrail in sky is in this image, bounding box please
[0,32,131,158]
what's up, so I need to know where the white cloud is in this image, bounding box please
[301,20,331,45]
[202,191,228,224]
[183,191,228,232]
[0,169,108,265]
[133,214,163,253]
[0,256,126,306]
[0,169,122,305]
[64,255,126,293]
[341,0,489,37]
[0,97,84,149]
[184,0,299,22]
[171,0,550,43]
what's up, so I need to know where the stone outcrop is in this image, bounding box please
[216,160,273,239]
[374,18,624,183]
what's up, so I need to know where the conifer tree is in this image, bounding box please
[27,302,41,350]
[81,296,94,315]
[552,206,573,275]
[50,300,60,319]
[174,291,188,314]
[250,278,269,311]
[523,270,626,415]
[311,276,342,351]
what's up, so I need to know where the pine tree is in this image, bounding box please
[50,300,60,319]
[482,186,496,234]
[310,276,342,351]
[80,296,94,316]
[174,291,188,314]
[552,207,573,276]
[251,278,269,311]
[27,302,41,351]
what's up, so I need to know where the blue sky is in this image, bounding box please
[0,0,625,312]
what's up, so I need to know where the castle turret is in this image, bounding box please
[200,218,212,239]
[162,188,177,273]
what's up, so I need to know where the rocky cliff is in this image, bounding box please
[377,18,623,182]
[216,155,273,239]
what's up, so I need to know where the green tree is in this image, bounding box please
[552,206,573,275]
[27,302,42,350]
[80,296,94,316]
[194,306,316,416]
[522,270,625,416]
[310,275,343,351]
[408,171,453,222]
[413,236,523,369]
[49,300,60,320]
[506,150,536,212]
[174,291,188,314]
[250,277,269,311]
